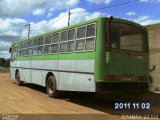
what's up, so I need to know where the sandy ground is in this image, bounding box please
[0,73,159,120]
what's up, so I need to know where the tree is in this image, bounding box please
[0,58,5,66]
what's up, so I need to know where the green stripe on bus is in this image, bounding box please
[16,52,95,60]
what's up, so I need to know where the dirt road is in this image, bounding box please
[0,73,159,120]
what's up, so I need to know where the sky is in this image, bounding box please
[0,0,160,58]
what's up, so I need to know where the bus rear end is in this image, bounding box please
[96,18,149,93]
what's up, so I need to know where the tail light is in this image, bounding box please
[135,76,147,80]
[138,76,147,80]
[106,75,120,80]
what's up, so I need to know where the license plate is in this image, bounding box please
[123,76,132,80]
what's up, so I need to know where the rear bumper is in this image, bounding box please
[96,82,149,92]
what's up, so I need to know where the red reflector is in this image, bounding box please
[138,76,147,80]
[106,75,117,80]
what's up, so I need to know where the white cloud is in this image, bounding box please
[140,0,160,2]
[87,0,112,4]
[0,51,10,58]
[0,18,27,37]
[85,12,105,20]
[0,0,79,17]
[126,11,136,16]
[132,16,160,25]
[0,7,105,58]
[32,9,45,16]
[20,8,105,38]
[47,13,53,18]
[47,8,105,30]
[0,18,27,58]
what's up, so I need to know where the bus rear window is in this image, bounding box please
[108,22,147,52]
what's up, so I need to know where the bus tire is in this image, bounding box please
[46,76,60,98]
[15,71,23,86]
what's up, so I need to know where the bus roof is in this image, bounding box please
[12,17,146,46]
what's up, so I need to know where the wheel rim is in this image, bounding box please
[48,79,54,94]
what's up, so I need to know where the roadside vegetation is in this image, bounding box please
[0,58,10,73]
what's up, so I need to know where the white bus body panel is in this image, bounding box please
[10,59,95,92]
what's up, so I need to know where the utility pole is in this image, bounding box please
[25,23,30,38]
[68,10,71,26]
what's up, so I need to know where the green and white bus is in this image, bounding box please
[10,17,149,97]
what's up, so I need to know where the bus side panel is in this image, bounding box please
[95,18,106,82]
[31,60,43,85]
[58,60,95,92]
[10,60,17,79]
[17,60,32,83]
[42,60,59,86]
[30,60,59,86]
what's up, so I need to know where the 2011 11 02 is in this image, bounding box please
[114,103,150,109]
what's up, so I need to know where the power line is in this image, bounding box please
[71,0,139,14]
[0,0,139,35]
[52,12,68,25]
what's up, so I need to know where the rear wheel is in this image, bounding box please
[15,71,23,86]
[46,76,60,98]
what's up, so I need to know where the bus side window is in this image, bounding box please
[60,42,67,52]
[33,47,38,55]
[37,46,43,55]
[44,45,52,54]
[68,29,75,52]
[45,35,52,44]
[53,33,59,43]
[28,48,32,55]
[28,40,32,47]
[61,31,68,42]
[33,38,39,46]
[23,49,28,56]
[39,37,44,45]
[86,24,95,37]
[60,31,68,52]
[52,33,59,53]
[77,26,86,39]
[86,38,95,50]
[86,24,96,51]
[24,41,28,48]
[76,26,86,51]
[51,44,58,53]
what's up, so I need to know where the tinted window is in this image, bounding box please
[87,24,96,37]
[39,37,44,45]
[28,48,32,55]
[60,42,67,52]
[76,39,85,51]
[110,22,147,52]
[33,47,38,55]
[61,31,68,41]
[68,29,75,40]
[33,38,39,46]
[77,26,86,39]
[44,45,52,54]
[86,38,95,50]
[45,35,52,44]
[53,33,59,43]
[51,44,58,53]
[28,40,32,47]
[37,46,43,54]
[68,41,74,52]
[23,42,28,48]
[23,49,28,56]
[18,43,21,49]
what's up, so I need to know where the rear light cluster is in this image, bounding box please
[106,75,121,81]
[106,75,147,81]
[136,76,147,81]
